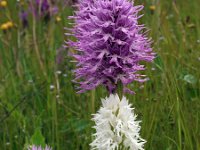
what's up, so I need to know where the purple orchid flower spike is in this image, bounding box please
[67,0,155,94]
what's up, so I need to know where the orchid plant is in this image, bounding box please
[67,0,155,149]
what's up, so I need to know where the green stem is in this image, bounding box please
[116,82,123,100]
[91,89,95,113]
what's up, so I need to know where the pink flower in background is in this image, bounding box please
[28,145,52,150]
[19,0,59,27]
[30,0,58,20]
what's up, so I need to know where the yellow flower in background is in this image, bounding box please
[0,23,8,30]
[0,21,14,31]
[6,21,13,28]
[0,0,7,7]
[149,5,156,11]
[56,16,61,22]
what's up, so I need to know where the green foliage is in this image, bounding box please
[183,74,197,84]
[31,129,45,148]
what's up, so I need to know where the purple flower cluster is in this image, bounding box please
[67,0,155,93]
[20,10,29,28]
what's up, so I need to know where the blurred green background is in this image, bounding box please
[0,0,200,149]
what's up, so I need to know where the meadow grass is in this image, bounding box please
[0,0,200,149]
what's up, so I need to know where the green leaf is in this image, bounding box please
[183,74,197,84]
[154,55,164,71]
[30,128,45,148]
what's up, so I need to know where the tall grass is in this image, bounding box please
[0,0,199,149]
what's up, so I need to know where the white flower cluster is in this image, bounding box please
[90,94,146,150]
